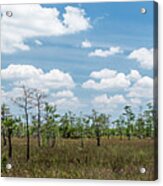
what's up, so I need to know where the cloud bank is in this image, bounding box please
[1,5,91,54]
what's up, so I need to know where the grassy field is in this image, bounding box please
[1,137,156,180]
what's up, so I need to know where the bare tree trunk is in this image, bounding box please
[35,91,46,147]
[7,128,12,160]
[96,126,100,147]
[37,127,41,147]
[13,86,33,161]
[2,126,7,146]
[46,132,50,147]
[25,110,30,161]
[128,133,131,140]
[97,135,100,146]
[37,105,41,147]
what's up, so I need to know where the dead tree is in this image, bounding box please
[33,89,46,147]
[13,86,33,161]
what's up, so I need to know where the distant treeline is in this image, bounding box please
[1,86,157,161]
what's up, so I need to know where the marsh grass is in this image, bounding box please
[1,137,156,180]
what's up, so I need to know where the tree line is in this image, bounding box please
[1,86,156,161]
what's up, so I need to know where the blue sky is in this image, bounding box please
[1,1,155,119]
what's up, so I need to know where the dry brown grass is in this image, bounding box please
[1,137,157,180]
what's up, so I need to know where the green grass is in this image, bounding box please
[1,137,156,180]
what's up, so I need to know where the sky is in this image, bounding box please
[1,1,155,119]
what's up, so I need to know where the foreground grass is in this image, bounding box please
[1,137,156,180]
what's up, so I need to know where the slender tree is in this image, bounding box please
[76,113,85,148]
[123,106,135,140]
[44,102,60,147]
[136,113,145,139]
[1,104,10,146]
[90,110,100,146]
[113,115,125,140]
[102,114,111,139]
[83,116,92,138]
[144,103,154,138]
[1,104,15,159]
[4,117,16,160]
[60,112,74,138]
[91,110,109,146]
[13,86,33,161]
[33,89,46,147]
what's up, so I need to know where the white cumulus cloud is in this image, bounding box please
[127,76,153,99]
[92,94,126,113]
[52,90,81,112]
[90,68,117,79]
[94,94,126,105]
[52,90,74,98]
[1,64,75,90]
[88,46,123,58]
[1,5,91,54]
[127,70,142,81]
[82,68,131,90]
[81,40,92,48]
[128,48,153,69]
[1,65,83,113]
